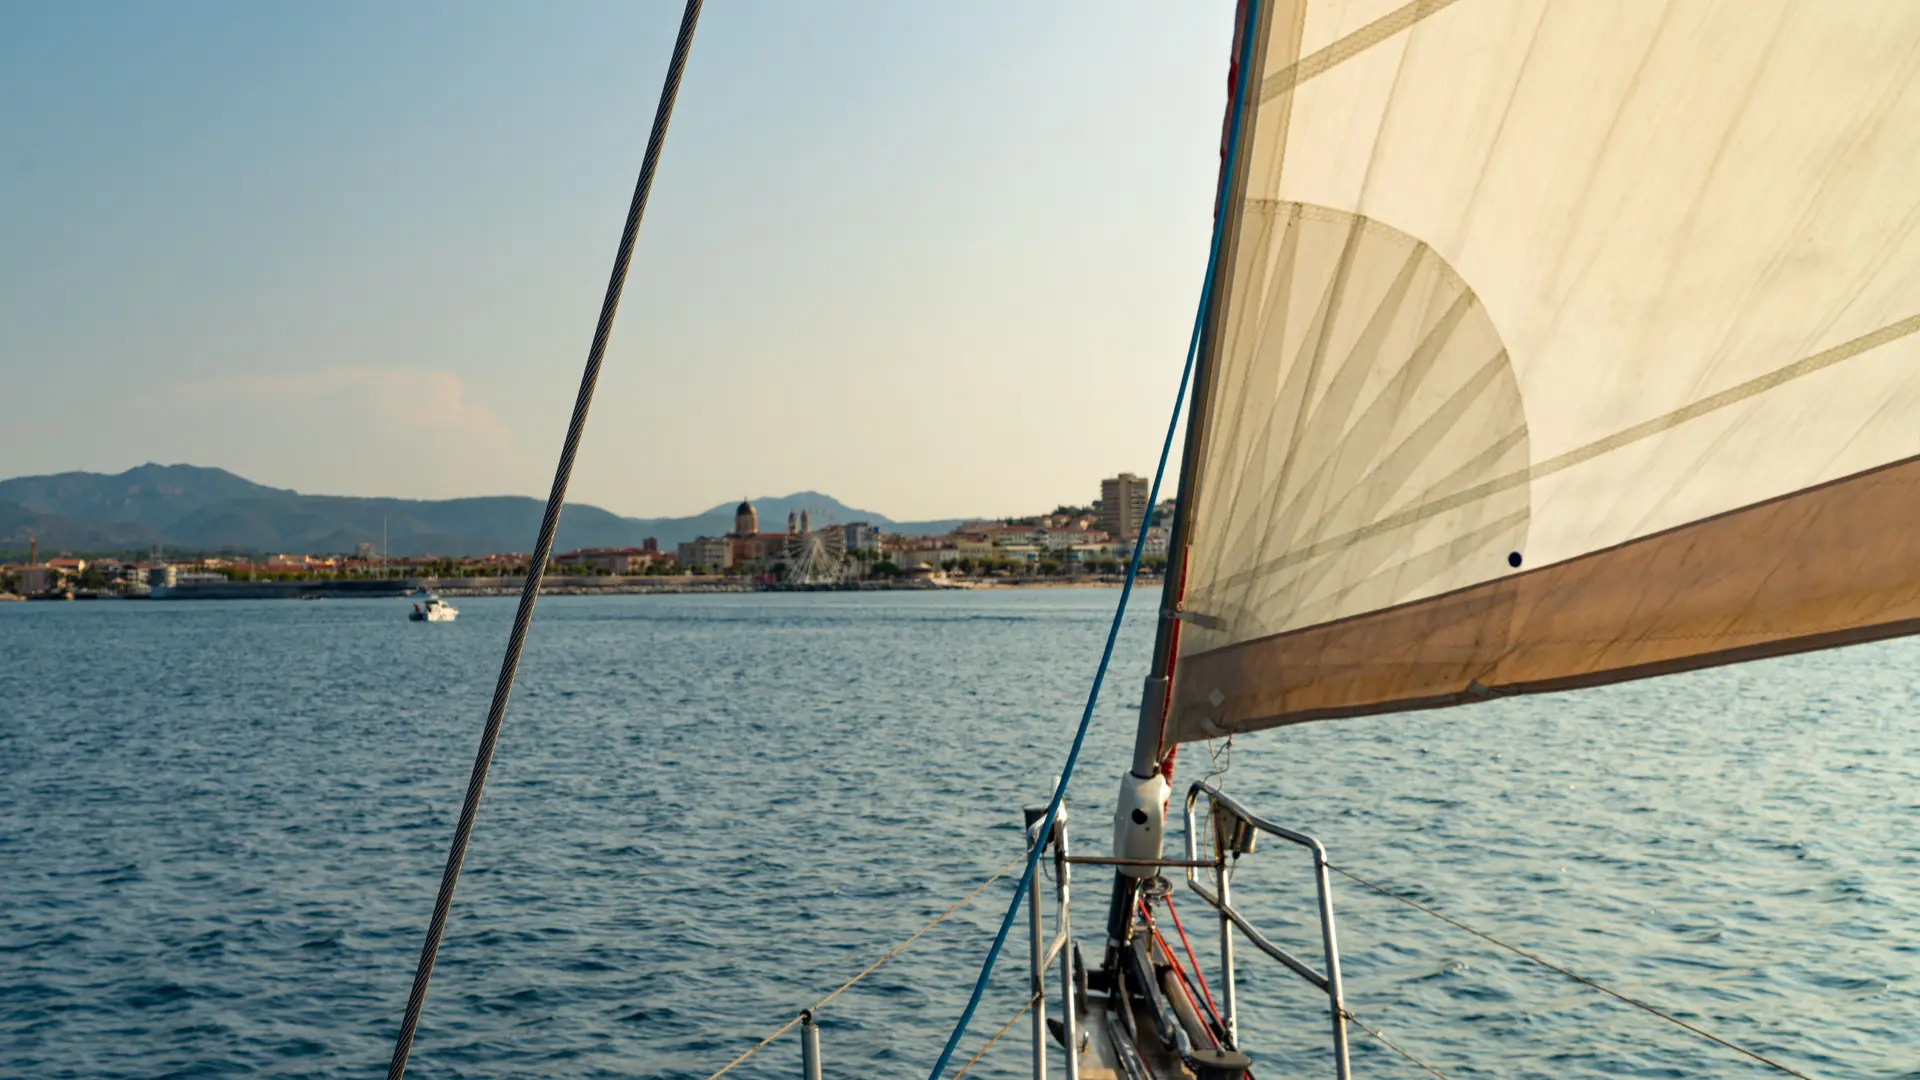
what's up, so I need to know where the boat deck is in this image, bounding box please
[1077,993,1197,1080]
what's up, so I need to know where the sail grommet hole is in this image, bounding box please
[1508,551,1523,568]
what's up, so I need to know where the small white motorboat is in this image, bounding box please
[408,593,458,622]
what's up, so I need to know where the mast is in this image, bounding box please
[1107,0,1273,953]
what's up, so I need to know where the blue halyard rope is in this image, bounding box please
[924,6,1263,1074]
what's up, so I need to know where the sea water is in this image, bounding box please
[1,590,1914,1079]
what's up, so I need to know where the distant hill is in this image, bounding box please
[0,500,162,551]
[0,465,971,557]
[0,463,284,528]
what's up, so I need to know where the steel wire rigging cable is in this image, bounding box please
[1327,863,1815,1079]
[381,3,703,1077]
[923,3,1263,1073]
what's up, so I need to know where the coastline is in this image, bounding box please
[8,575,1157,603]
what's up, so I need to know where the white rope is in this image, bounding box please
[952,994,1039,1079]
[702,853,1025,1080]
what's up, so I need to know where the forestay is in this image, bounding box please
[1166,0,1920,743]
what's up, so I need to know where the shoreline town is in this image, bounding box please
[1,474,1169,602]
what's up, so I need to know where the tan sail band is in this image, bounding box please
[1166,453,1920,741]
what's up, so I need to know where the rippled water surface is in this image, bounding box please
[2,591,1915,1079]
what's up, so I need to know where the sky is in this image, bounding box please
[0,2,1237,520]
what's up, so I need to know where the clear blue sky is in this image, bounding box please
[1,2,1236,519]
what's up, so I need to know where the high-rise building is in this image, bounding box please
[1099,473,1149,541]
[843,522,878,553]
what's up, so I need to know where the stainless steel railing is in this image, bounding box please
[1182,781,1351,1080]
[1024,802,1081,1080]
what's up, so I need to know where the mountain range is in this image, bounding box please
[0,464,968,557]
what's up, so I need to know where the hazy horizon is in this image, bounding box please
[1,3,1235,519]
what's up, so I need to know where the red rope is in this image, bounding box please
[1163,894,1224,1028]
[1137,899,1220,1049]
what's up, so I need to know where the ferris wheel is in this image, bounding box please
[782,511,851,585]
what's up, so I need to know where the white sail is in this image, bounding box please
[1166,0,1920,742]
